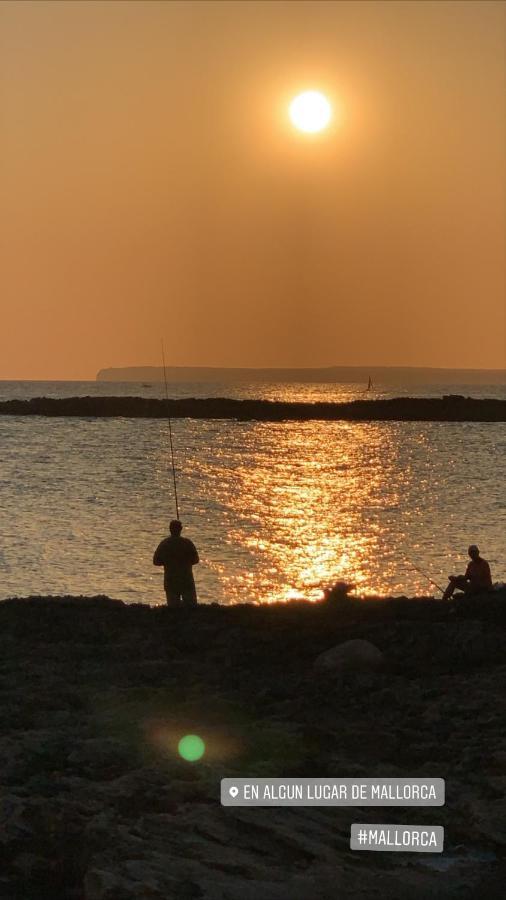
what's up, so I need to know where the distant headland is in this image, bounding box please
[96,365,506,385]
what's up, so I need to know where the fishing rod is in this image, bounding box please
[161,339,180,521]
[403,555,445,595]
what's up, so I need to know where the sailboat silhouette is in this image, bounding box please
[366,375,373,391]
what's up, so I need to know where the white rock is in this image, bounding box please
[314,639,384,673]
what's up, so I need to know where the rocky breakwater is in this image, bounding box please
[0,591,505,899]
[0,395,505,421]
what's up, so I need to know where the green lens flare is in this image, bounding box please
[178,734,206,762]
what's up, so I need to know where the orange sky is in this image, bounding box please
[1,0,505,379]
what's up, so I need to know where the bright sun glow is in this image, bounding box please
[289,91,332,133]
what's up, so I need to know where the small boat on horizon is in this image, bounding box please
[365,376,374,391]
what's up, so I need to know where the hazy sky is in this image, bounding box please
[1,0,505,378]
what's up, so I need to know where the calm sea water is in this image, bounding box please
[0,379,504,402]
[0,380,504,604]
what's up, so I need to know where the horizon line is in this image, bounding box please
[98,364,506,373]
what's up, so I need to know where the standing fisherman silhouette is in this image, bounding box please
[153,520,199,607]
[154,342,200,606]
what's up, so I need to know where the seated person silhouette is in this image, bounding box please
[442,545,492,601]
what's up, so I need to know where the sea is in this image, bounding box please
[0,380,504,605]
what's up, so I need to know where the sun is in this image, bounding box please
[289,91,332,134]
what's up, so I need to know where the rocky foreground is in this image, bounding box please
[0,395,505,422]
[1,592,506,899]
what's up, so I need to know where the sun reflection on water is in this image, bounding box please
[205,421,412,603]
[0,412,502,604]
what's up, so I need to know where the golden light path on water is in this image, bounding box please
[229,425,397,600]
[159,416,492,605]
[199,422,401,602]
[0,395,503,605]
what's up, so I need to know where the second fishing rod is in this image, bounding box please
[161,340,180,521]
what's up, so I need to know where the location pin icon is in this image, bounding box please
[229,786,239,798]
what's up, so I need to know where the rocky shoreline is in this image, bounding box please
[0,395,505,422]
[1,591,506,898]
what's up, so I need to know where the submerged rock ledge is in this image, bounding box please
[0,394,505,421]
[1,591,506,898]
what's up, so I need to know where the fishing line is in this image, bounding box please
[403,554,445,594]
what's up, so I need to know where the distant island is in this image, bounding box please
[96,365,506,385]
